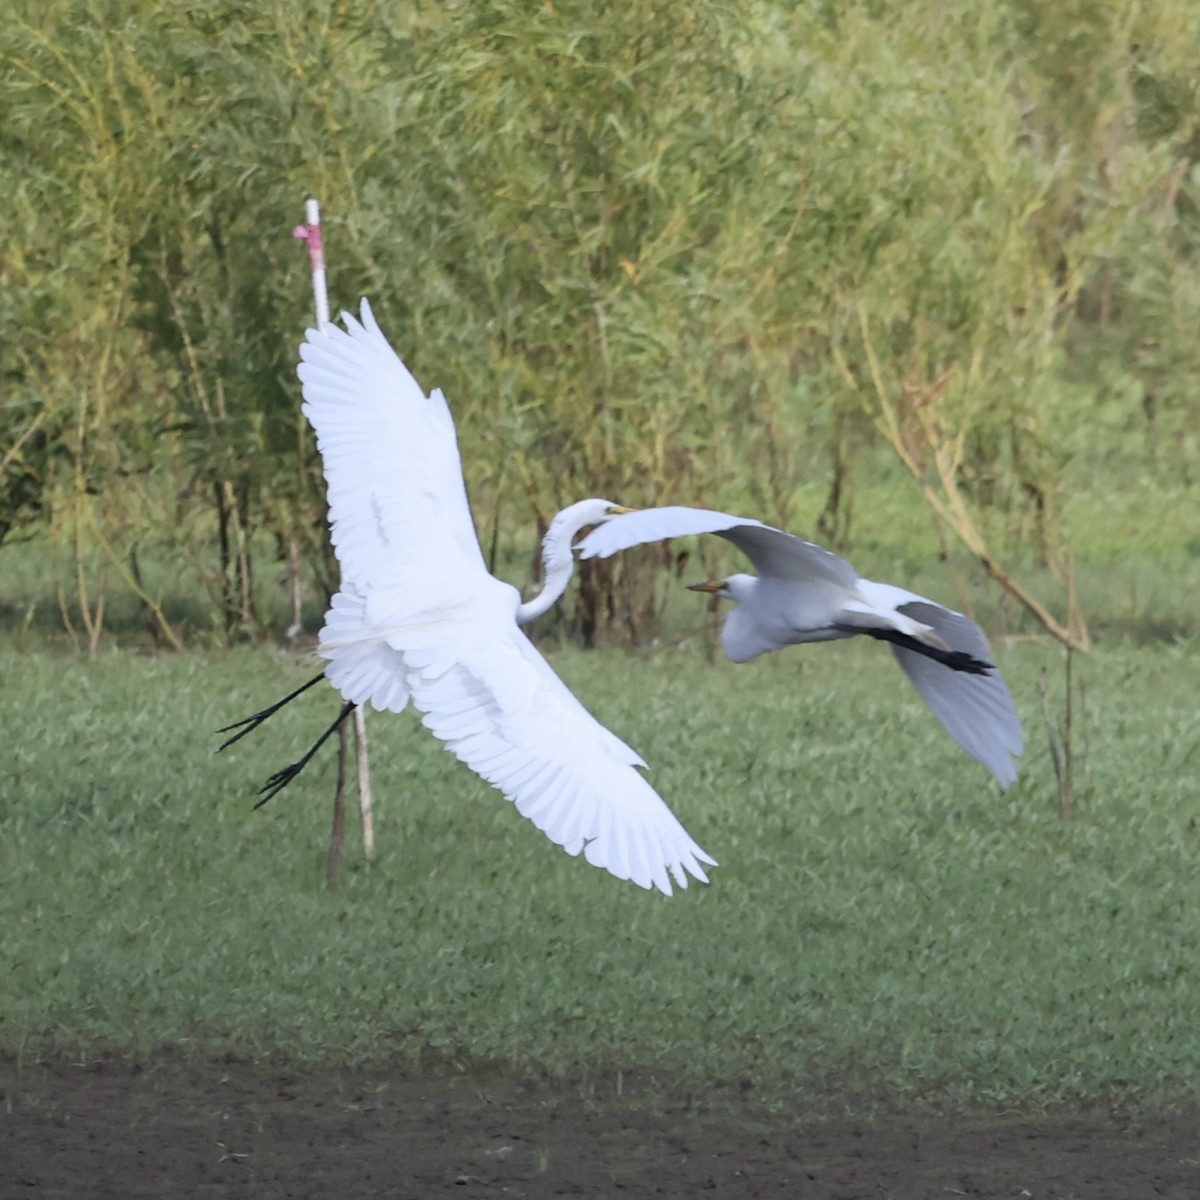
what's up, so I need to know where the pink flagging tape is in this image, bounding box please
[292,222,325,272]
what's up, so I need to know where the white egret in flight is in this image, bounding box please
[579,506,1023,786]
[221,303,714,895]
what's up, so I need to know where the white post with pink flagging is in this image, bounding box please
[293,199,376,869]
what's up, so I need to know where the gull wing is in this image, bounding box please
[297,301,487,610]
[887,598,1024,787]
[399,607,716,895]
[579,505,858,587]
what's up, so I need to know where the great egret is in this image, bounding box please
[219,497,647,796]
[222,302,714,895]
[579,506,1024,786]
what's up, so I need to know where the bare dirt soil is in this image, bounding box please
[2,1055,1196,1199]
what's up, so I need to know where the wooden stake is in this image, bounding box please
[326,719,349,890]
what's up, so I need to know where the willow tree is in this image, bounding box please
[3,0,1198,648]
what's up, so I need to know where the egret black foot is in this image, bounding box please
[254,761,308,808]
[250,700,357,808]
[844,625,994,675]
[217,671,328,751]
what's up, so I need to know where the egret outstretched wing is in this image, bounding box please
[292,304,715,893]
[885,599,1024,785]
[400,601,716,893]
[579,505,857,588]
[298,300,486,610]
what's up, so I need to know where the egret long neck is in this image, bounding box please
[515,555,575,624]
[515,503,600,625]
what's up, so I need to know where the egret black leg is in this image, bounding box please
[217,670,329,751]
[835,625,993,675]
[253,700,357,809]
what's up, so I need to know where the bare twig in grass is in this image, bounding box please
[1039,666,1063,801]
[326,720,349,891]
[1062,646,1075,822]
[1077,672,1092,793]
[1038,647,1083,822]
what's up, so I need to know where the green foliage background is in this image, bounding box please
[2,0,1198,641]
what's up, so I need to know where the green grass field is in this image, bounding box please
[2,629,1197,1112]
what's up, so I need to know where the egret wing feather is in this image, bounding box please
[317,585,411,714]
[894,599,997,665]
[578,505,768,554]
[720,526,858,587]
[580,505,858,587]
[298,300,487,601]
[403,618,715,895]
[886,599,1023,786]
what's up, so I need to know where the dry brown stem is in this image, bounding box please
[852,311,1090,652]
